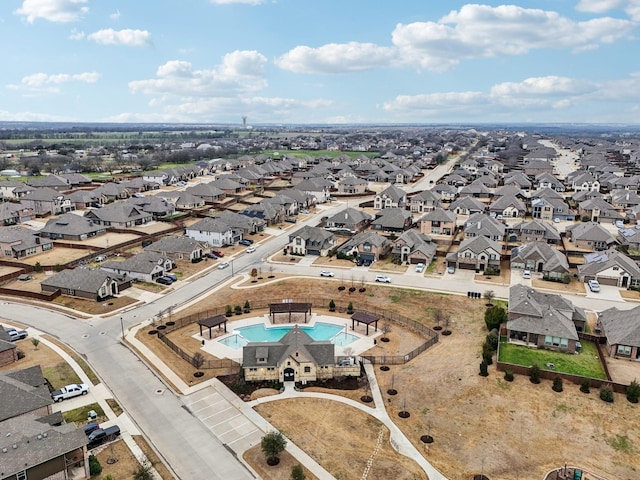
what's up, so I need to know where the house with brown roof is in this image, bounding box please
[565,222,616,251]
[578,248,640,288]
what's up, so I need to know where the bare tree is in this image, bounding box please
[192,352,205,376]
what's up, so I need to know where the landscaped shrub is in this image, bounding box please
[329,300,335,312]
[291,464,306,480]
[16,349,25,360]
[504,369,514,382]
[626,379,640,404]
[552,376,563,392]
[225,305,233,317]
[244,300,251,313]
[529,364,541,384]
[485,329,499,351]
[484,305,507,331]
[600,385,614,403]
[34,262,42,272]
[347,302,354,314]
[482,344,493,366]
[89,455,102,476]
[234,305,242,315]
[580,378,591,394]
[479,361,489,377]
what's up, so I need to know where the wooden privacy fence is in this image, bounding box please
[157,296,440,368]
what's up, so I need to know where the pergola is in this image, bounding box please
[268,302,312,323]
[351,312,379,336]
[198,315,228,339]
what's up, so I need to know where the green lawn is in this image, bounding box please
[498,339,606,379]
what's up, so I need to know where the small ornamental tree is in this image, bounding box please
[89,455,102,476]
[626,379,640,404]
[552,376,563,393]
[504,369,514,382]
[34,262,42,272]
[225,305,233,317]
[479,361,489,377]
[347,302,354,314]
[234,305,242,315]
[261,431,287,466]
[244,300,251,313]
[483,290,495,305]
[329,300,335,312]
[31,337,40,350]
[250,268,258,281]
[529,364,541,384]
[192,352,205,376]
[291,464,306,480]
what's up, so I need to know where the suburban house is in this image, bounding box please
[0,226,54,259]
[432,183,458,201]
[448,196,485,216]
[242,202,285,226]
[41,269,129,300]
[568,171,600,192]
[287,226,337,256]
[610,189,640,210]
[156,191,205,210]
[488,195,526,218]
[0,180,33,200]
[370,208,413,233]
[419,208,457,238]
[216,210,265,235]
[535,172,565,192]
[242,325,359,383]
[185,217,237,247]
[464,214,505,241]
[101,251,174,283]
[325,208,373,233]
[598,306,640,361]
[0,366,89,480]
[503,172,532,191]
[292,178,332,204]
[338,231,391,264]
[565,222,617,251]
[510,242,570,279]
[618,225,640,251]
[144,236,205,262]
[577,248,640,288]
[508,220,561,244]
[39,213,106,241]
[20,188,73,217]
[374,185,407,209]
[0,202,33,226]
[184,183,226,204]
[523,159,554,177]
[446,236,502,272]
[27,174,69,191]
[505,284,585,353]
[459,182,491,199]
[578,198,624,224]
[91,182,130,202]
[60,173,92,188]
[128,196,176,219]
[409,189,441,213]
[337,177,368,195]
[84,203,152,228]
[0,328,18,367]
[66,190,106,210]
[391,230,437,265]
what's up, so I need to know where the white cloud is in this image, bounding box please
[277,5,635,75]
[69,28,85,40]
[129,51,268,97]
[15,0,88,23]
[383,92,487,112]
[490,76,596,98]
[19,72,100,87]
[88,28,152,47]
[110,9,120,20]
[209,0,266,5]
[576,0,640,21]
[0,110,74,122]
[276,42,397,74]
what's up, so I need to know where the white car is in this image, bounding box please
[522,270,531,279]
[415,263,425,273]
[375,275,391,283]
[218,262,230,269]
[320,270,334,277]
[587,279,601,292]
[246,247,257,253]
[447,266,455,274]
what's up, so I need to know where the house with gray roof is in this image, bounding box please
[91,182,130,201]
[215,210,265,234]
[617,224,640,251]
[144,236,205,262]
[531,197,573,222]
[419,208,456,239]
[128,195,175,218]
[0,202,33,226]
[449,196,485,216]
[535,172,565,192]
[338,231,390,264]
[39,213,106,241]
[374,185,407,210]
[446,236,502,272]
[325,208,373,233]
[0,328,17,367]
[510,242,570,279]
[242,325,358,383]
[41,269,129,300]
[287,226,337,256]
[578,248,640,288]
[0,226,54,259]
[409,189,441,213]
[565,222,616,251]
[391,230,437,265]
[292,178,331,204]
[156,190,205,210]
[84,202,152,228]
[337,177,368,195]
[0,366,52,421]
[503,172,532,191]
[185,217,238,247]
[464,213,505,241]
[27,174,69,191]
[506,284,584,353]
[241,201,285,226]
[578,197,623,224]
[488,195,526,218]
[598,305,640,360]
[371,208,413,233]
[20,187,73,216]
[184,183,226,203]
[0,180,33,200]
[101,251,173,283]
[66,189,105,210]
[60,173,92,188]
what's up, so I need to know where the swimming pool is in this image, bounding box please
[218,322,359,350]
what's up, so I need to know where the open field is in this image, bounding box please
[498,340,607,379]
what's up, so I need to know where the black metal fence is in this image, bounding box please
[157,296,440,368]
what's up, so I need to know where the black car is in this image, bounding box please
[83,422,100,436]
[87,425,120,448]
[155,276,173,285]
[204,252,217,259]
[239,239,253,246]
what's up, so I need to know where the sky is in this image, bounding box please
[1,0,640,125]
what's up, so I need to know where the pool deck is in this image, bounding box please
[198,313,379,362]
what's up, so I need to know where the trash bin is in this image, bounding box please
[87,410,98,420]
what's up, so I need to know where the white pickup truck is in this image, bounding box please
[51,383,89,402]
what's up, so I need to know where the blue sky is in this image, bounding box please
[2,0,640,125]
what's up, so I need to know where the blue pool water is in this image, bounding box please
[218,322,359,350]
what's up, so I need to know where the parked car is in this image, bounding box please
[94,255,107,262]
[204,252,217,259]
[300,209,309,214]
[211,250,224,258]
[239,239,253,246]
[83,422,100,436]
[133,193,145,198]
[218,262,230,269]
[447,266,456,274]
[415,263,425,273]
[156,276,173,285]
[87,425,120,449]
[51,383,89,402]
[320,270,334,277]
[246,246,257,253]
[165,273,178,282]
[587,279,601,292]
[375,275,391,283]
[5,327,28,341]
[522,270,531,279]
[284,217,297,223]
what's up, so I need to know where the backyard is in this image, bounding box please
[498,339,607,379]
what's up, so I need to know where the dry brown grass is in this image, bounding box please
[620,289,640,300]
[532,278,586,294]
[52,294,139,315]
[95,439,139,479]
[255,398,428,480]
[0,337,63,373]
[243,445,319,480]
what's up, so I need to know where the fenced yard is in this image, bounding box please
[498,339,607,379]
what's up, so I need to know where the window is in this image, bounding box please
[560,338,568,348]
[296,238,302,245]
[16,471,26,480]
[613,266,619,271]
[617,345,632,356]
[544,335,552,346]
[304,366,311,373]
[552,336,561,346]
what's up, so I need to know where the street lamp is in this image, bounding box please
[120,316,125,340]
[231,259,234,277]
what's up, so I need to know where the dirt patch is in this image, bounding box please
[255,398,428,480]
[94,439,138,479]
[243,444,319,480]
[251,388,280,400]
[620,289,640,300]
[311,256,357,268]
[271,252,302,264]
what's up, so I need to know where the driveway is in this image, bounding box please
[585,284,623,302]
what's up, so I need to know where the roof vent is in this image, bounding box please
[42,433,47,438]
[37,435,42,440]
[2,447,7,453]
[12,444,17,449]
